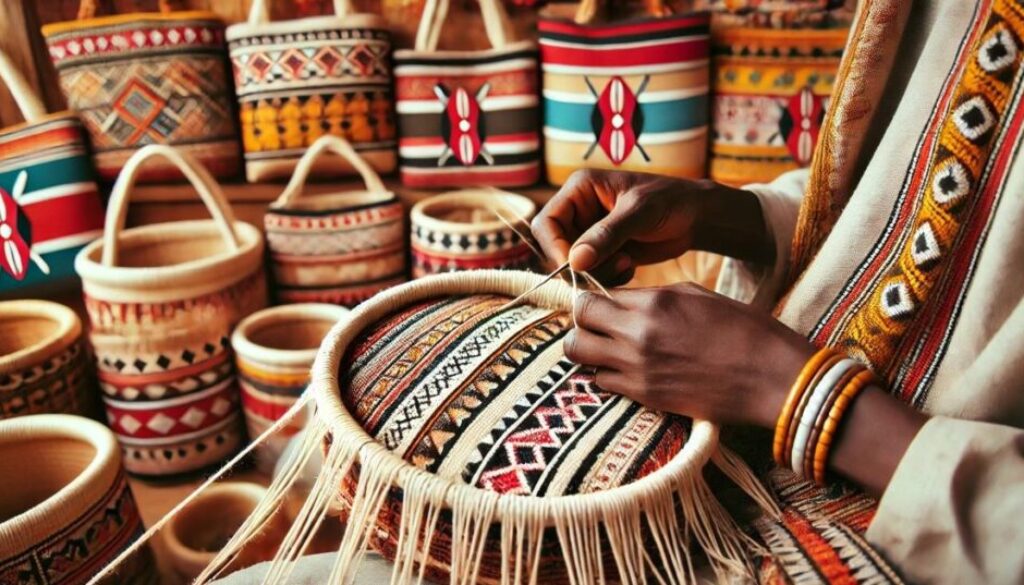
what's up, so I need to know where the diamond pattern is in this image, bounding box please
[910,222,942,268]
[953,96,996,141]
[880,280,915,320]
[146,413,176,435]
[932,158,972,206]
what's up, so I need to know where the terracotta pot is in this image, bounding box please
[410,189,537,278]
[0,300,98,420]
[231,303,350,472]
[0,414,155,584]
[164,482,286,581]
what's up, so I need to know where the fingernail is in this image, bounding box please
[569,244,597,271]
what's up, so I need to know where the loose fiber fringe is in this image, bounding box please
[185,422,768,585]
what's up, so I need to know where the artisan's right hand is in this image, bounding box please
[530,169,772,284]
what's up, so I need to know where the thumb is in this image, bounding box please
[568,199,641,272]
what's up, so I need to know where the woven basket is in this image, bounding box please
[41,2,241,183]
[231,303,350,472]
[75,144,267,477]
[0,414,156,584]
[709,25,848,186]
[0,50,104,295]
[265,135,406,306]
[226,0,396,182]
[410,189,537,278]
[197,270,766,585]
[0,300,98,420]
[394,0,542,188]
[539,1,711,185]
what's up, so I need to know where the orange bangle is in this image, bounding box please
[804,364,863,480]
[783,352,844,468]
[773,347,837,466]
[812,369,876,484]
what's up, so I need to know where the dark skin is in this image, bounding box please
[531,168,928,496]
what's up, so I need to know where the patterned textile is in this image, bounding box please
[0,114,103,293]
[236,355,308,464]
[755,1,1024,582]
[410,210,535,278]
[227,20,397,181]
[0,471,157,585]
[709,26,847,186]
[265,196,406,306]
[393,44,542,188]
[42,13,241,182]
[87,271,266,476]
[538,12,710,185]
[340,294,691,582]
[0,341,97,421]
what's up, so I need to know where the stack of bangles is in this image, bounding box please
[773,347,877,484]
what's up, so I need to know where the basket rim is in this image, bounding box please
[232,303,351,368]
[164,481,268,567]
[310,269,718,521]
[410,189,537,236]
[0,414,121,556]
[394,39,537,61]
[0,300,80,374]
[267,189,397,215]
[226,13,389,41]
[75,219,264,298]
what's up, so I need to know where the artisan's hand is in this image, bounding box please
[565,282,815,427]
[531,169,772,284]
[566,282,929,496]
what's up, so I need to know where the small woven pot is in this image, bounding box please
[0,414,156,584]
[231,303,351,472]
[410,189,537,278]
[0,300,98,420]
[76,144,267,477]
[165,482,287,581]
[265,135,406,307]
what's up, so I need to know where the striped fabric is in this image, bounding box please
[0,113,103,294]
[393,42,542,188]
[341,294,691,583]
[539,12,711,185]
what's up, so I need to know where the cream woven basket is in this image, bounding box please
[75,144,267,476]
[177,270,775,585]
[0,414,155,584]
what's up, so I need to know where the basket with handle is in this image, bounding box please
[394,0,542,188]
[265,135,406,306]
[0,414,156,584]
[75,144,266,477]
[189,270,773,585]
[226,0,397,183]
[0,50,104,296]
[539,0,711,185]
[41,0,241,183]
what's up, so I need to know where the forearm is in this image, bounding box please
[689,180,774,265]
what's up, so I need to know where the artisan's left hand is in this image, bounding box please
[565,283,816,427]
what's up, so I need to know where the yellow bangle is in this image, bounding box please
[773,347,838,466]
[804,364,864,480]
[784,353,844,469]
[812,369,875,485]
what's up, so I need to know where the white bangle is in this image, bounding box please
[791,358,858,475]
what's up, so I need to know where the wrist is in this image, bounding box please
[752,334,817,429]
[690,181,774,265]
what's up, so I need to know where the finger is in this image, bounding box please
[563,329,621,369]
[585,253,634,286]
[531,172,606,265]
[594,368,632,395]
[573,291,632,338]
[568,193,643,272]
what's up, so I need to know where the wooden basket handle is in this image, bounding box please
[272,135,388,209]
[101,145,241,267]
[246,0,354,25]
[0,50,47,123]
[414,0,511,52]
